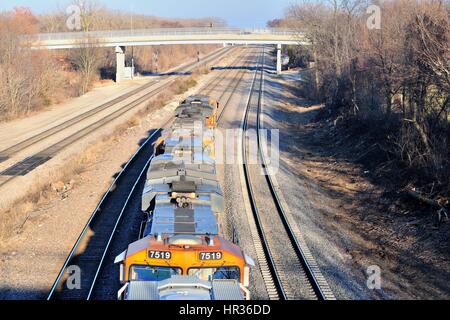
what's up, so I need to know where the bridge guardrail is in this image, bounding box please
[28,27,303,42]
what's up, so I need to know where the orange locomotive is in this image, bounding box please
[115,234,252,287]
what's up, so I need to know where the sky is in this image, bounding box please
[0,0,299,28]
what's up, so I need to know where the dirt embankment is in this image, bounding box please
[266,71,450,299]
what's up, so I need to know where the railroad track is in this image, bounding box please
[240,47,336,300]
[201,47,257,106]
[0,47,234,188]
[47,47,259,300]
[203,48,263,122]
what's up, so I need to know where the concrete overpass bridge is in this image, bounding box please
[27,27,307,80]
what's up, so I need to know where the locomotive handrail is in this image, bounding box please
[156,231,220,237]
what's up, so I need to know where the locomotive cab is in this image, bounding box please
[114,234,254,299]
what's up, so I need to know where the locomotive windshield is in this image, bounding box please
[130,265,181,281]
[187,266,240,282]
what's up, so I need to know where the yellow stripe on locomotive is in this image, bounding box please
[116,234,253,287]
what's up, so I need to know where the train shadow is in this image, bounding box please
[139,71,193,77]
[0,287,48,300]
[212,65,259,72]
[211,64,277,76]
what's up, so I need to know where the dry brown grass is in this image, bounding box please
[126,115,142,128]
[192,66,211,76]
[172,77,198,95]
[0,143,101,245]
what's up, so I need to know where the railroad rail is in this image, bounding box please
[0,47,233,188]
[202,50,250,96]
[47,47,259,300]
[240,47,336,300]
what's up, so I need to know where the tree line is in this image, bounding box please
[280,0,449,195]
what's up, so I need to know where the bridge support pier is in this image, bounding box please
[276,44,282,74]
[115,46,126,83]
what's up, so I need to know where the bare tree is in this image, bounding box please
[70,37,100,95]
[70,0,102,32]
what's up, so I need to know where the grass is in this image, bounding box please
[0,143,100,244]
[192,66,211,76]
[173,77,198,95]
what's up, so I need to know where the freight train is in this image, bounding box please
[115,95,254,300]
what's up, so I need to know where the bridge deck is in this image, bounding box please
[27,28,307,49]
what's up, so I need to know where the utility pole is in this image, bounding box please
[130,4,135,79]
[153,50,159,74]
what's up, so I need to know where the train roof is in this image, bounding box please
[145,155,220,198]
[144,182,222,196]
[149,200,219,235]
[175,95,216,119]
[142,184,224,217]
[164,136,203,154]
[172,117,210,129]
[142,153,223,212]
[183,95,213,104]
[161,127,213,138]
[175,104,214,119]
[148,153,216,176]
[124,276,243,300]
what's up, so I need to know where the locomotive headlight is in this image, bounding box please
[176,196,191,208]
